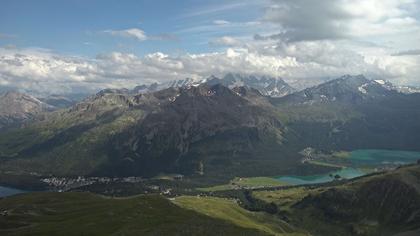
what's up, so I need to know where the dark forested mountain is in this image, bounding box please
[105,84,288,177]
[272,75,420,152]
[0,83,293,178]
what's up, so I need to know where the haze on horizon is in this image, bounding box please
[1,0,420,95]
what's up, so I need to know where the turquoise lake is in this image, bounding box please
[276,167,365,185]
[349,149,420,166]
[276,149,420,186]
[0,186,26,197]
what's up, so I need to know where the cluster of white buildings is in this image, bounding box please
[41,176,144,191]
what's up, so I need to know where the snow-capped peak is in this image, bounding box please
[374,80,385,85]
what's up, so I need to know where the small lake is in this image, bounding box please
[275,149,420,186]
[0,186,26,198]
[277,167,365,185]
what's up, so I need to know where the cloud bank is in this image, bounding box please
[1,41,418,94]
[1,0,420,94]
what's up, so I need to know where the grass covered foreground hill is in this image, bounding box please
[0,192,269,236]
[174,196,307,236]
[253,164,420,236]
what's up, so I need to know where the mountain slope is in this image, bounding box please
[278,75,399,105]
[254,164,420,236]
[271,75,420,151]
[1,74,420,180]
[0,92,53,131]
[0,84,292,178]
[0,192,268,236]
[0,88,173,176]
[38,94,79,109]
[103,84,288,177]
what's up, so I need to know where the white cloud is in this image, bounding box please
[180,2,258,18]
[210,36,242,46]
[262,0,420,42]
[1,1,420,94]
[213,20,230,25]
[103,28,147,41]
[2,42,420,95]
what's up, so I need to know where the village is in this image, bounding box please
[41,176,145,191]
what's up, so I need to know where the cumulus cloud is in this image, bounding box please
[2,42,419,95]
[104,28,147,41]
[261,0,420,42]
[1,1,420,94]
[262,0,351,42]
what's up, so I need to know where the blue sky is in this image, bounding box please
[1,0,420,94]
[0,0,265,56]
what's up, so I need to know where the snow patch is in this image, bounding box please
[374,80,385,85]
[358,83,368,94]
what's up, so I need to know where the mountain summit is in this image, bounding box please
[0,83,289,177]
[129,74,295,98]
[0,91,53,130]
[280,75,400,105]
[206,73,296,97]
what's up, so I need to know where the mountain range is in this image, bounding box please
[0,74,420,179]
[121,73,296,97]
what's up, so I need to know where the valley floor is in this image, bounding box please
[1,164,420,236]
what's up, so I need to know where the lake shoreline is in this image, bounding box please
[0,185,28,198]
[274,149,420,186]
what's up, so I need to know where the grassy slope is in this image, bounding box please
[253,165,420,236]
[0,108,143,176]
[174,196,308,236]
[273,103,362,123]
[0,192,268,236]
[254,187,316,211]
[198,177,288,192]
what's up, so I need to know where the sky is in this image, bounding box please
[1,0,420,94]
